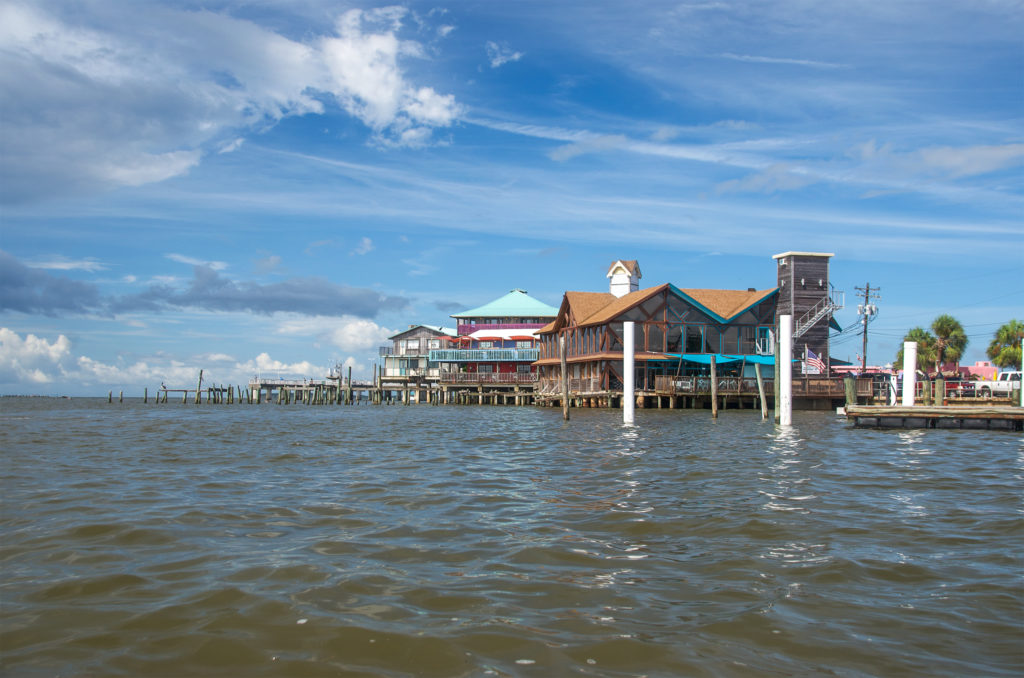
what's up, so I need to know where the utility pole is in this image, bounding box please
[854,284,880,371]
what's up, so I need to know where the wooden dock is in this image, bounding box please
[845,405,1023,430]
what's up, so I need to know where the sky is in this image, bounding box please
[1,0,1022,396]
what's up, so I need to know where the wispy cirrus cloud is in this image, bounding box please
[486,41,523,68]
[166,254,229,270]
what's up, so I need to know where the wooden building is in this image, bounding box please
[379,325,456,402]
[534,254,844,409]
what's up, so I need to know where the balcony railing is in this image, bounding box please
[382,367,440,378]
[429,348,540,362]
[456,323,547,335]
[440,372,539,384]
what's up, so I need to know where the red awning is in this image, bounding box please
[510,335,536,341]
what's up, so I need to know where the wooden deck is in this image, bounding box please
[845,405,1023,430]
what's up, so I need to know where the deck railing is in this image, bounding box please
[429,348,539,362]
[440,372,539,384]
[456,323,547,335]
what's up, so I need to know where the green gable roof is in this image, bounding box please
[451,289,559,319]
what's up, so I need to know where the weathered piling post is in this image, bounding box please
[843,376,856,410]
[623,321,635,425]
[108,390,113,403]
[756,363,768,420]
[144,387,148,404]
[560,333,570,421]
[922,377,931,406]
[710,355,718,419]
[935,377,945,405]
[346,367,353,405]
[901,341,917,406]
[182,390,188,404]
[779,314,793,426]
[194,370,203,404]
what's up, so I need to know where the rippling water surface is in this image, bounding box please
[1,397,1021,677]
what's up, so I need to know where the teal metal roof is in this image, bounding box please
[451,289,559,319]
[659,353,780,365]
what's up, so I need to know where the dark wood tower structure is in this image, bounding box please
[773,251,842,375]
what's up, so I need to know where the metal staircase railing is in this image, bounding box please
[793,290,844,339]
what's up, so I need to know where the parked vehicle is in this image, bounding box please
[943,378,975,397]
[976,371,1022,398]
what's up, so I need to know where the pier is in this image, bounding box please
[845,405,1023,431]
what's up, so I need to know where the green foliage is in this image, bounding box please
[930,314,968,371]
[895,326,937,372]
[987,319,1023,368]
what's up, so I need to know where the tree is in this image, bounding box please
[987,319,1023,369]
[930,314,968,373]
[895,327,937,373]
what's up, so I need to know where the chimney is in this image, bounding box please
[607,260,641,298]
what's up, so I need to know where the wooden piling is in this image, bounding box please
[194,370,203,404]
[756,363,768,420]
[843,376,856,410]
[560,334,569,421]
[346,367,353,405]
[710,355,718,419]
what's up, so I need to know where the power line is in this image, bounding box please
[853,283,880,371]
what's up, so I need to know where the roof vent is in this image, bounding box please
[511,288,527,294]
[747,287,756,292]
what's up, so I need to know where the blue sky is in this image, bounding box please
[1,0,1021,395]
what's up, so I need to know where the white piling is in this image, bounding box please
[779,314,793,426]
[902,341,917,406]
[623,321,635,425]
[1020,338,1023,408]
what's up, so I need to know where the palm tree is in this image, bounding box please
[895,327,937,373]
[931,314,968,375]
[987,319,1023,368]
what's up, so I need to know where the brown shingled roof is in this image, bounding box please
[679,288,776,320]
[607,259,640,276]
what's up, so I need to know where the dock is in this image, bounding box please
[845,405,1023,431]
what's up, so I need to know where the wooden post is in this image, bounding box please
[843,376,856,410]
[756,363,768,420]
[560,334,570,421]
[108,390,112,403]
[144,387,148,404]
[194,370,203,404]
[921,378,931,406]
[935,378,945,405]
[710,355,718,419]
[346,367,353,405]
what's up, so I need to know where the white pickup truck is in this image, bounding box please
[976,371,1022,397]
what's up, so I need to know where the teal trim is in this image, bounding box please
[658,353,779,365]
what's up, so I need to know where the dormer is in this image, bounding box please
[607,260,641,298]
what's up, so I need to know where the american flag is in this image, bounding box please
[806,347,826,373]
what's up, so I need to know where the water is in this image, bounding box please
[1,397,1021,677]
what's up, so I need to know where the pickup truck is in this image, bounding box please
[976,371,1022,398]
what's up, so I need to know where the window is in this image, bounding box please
[516,340,533,348]
[428,339,440,349]
[479,341,493,349]
[406,339,420,352]
[517,364,532,373]
[478,364,494,373]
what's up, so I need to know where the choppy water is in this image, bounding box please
[1,397,1021,677]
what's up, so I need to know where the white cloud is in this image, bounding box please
[351,237,374,255]
[549,134,629,162]
[1,2,460,203]
[165,253,229,270]
[0,327,324,391]
[486,41,523,68]
[25,257,107,272]
[715,164,817,194]
[276,315,393,352]
[0,328,72,384]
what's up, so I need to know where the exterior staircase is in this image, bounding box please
[793,290,844,339]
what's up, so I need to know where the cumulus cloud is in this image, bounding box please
[0,2,461,203]
[486,41,523,68]
[0,327,323,391]
[276,316,393,351]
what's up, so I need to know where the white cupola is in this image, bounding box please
[606,260,641,298]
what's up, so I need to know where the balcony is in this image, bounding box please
[456,323,547,335]
[429,348,540,362]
